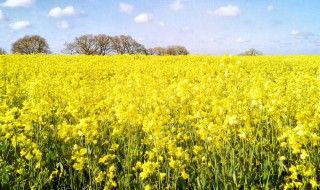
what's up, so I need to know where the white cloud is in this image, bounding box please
[169,0,183,12]
[48,6,76,17]
[290,30,300,36]
[267,5,274,12]
[57,20,70,29]
[9,21,30,30]
[207,5,241,17]
[0,10,7,20]
[158,21,165,26]
[290,30,313,39]
[119,2,134,14]
[236,37,249,43]
[1,0,35,8]
[134,13,153,24]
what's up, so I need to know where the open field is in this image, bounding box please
[0,55,320,189]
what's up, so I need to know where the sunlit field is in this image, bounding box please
[0,55,320,189]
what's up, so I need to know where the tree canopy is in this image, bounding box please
[7,34,189,55]
[147,46,189,56]
[111,35,146,55]
[63,34,189,56]
[11,35,50,54]
[0,48,6,54]
[63,34,147,55]
[239,48,263,56]
[166,46,189,55]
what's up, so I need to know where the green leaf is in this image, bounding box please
[263,160,269,180]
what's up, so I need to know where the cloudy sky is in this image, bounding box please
[0,0,320,55]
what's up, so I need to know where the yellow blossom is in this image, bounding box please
[279,156,286,161]
[16,168,23,175]
[181,170,189,179]
[73,163,84,170]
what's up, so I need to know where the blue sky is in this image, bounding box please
[0,0,320,55]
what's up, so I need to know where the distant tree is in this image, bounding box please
[63,34,114,55]
[175,46,189,55]
[111,35,146,55]
[147,47,167,56]
[63,34,189,56]
[11,35,50,54]
[147,48,156,55]
[73,34,97,55]
[61,42,77,55]
[94,34,113,55]
[239,48,263,56]
[166,45,189,55]
[0,48,6,54]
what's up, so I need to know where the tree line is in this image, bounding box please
[0,34,264,56]
[0,34,189,56]
[238,48,262,56]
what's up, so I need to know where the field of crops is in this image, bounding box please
[0,55,320,189]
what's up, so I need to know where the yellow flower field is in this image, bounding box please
[0,55,320,189]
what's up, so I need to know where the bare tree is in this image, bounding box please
[166,45,189,55]
[63,34,190,56]
[239,48,263,56]
[111,35,146,55]
[63,34,114,55]
[148,47,167,55]
[175,46,189,55]
[94,34,113,55]
[11,35,50,54]
[110,36,124,54]
[61,42,77,55]
[147,48,156,55]
[73,34,98,55]
[0,48,6,54]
